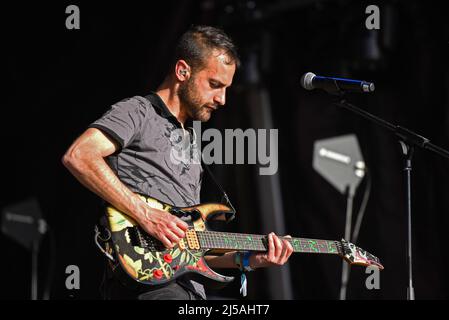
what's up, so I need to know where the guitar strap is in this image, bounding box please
[200,160,236,223]
[185,122,236,222]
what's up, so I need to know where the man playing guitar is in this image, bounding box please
[62,25,293,300]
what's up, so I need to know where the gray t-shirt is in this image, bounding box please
[90,93,202,207]
[89,92,205,298]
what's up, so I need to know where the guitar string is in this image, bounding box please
[135,226,341,254]
[194,230,339,253]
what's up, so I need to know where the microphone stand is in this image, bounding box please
[333,95,449,300]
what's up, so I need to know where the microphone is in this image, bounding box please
[300,72,375,94]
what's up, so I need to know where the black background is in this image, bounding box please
[2,0,448,300]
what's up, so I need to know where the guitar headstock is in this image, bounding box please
[338,239,384,270]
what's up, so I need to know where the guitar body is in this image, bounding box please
[105,195,235,290]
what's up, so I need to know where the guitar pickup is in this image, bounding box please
[169,207,201,221]
[169,207,188,218]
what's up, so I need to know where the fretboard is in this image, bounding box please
[196,230,341,255]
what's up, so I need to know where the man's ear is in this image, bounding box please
[175,60,191,81]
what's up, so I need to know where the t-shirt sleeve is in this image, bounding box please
[88,97,148,148]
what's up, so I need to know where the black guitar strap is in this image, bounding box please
[201,160,236,223]
[184,124,236,223]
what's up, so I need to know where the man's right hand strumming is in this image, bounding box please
[137,207,188,249]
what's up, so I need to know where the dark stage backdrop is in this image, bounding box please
[2,1,448,299]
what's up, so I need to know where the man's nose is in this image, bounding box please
[214,90,226,106]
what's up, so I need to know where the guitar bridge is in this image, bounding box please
[127,226,165,251]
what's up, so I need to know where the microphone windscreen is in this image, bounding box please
[300,72,316,90]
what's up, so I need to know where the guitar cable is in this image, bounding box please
[94,224,115,262]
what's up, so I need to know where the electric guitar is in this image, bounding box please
[102,195,383,289]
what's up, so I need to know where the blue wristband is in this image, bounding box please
[235,252,253,297]
[242,251,254,272]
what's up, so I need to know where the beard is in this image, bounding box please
[178,77,213,122]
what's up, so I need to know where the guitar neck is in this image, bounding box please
[196,230,341,255]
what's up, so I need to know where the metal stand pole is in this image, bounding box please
[400,141,415,300]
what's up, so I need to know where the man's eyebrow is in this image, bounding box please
[210,78,230,87]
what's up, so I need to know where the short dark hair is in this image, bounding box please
[171,25,240,73]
